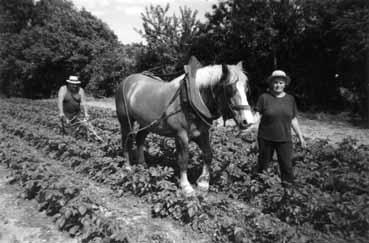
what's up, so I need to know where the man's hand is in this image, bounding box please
[299,137,307,148]
[59,113,66,123]
[59,114,70,124]
[84,113,89,121]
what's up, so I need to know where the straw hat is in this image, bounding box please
[66,76,81,84]
[266,70,291,85]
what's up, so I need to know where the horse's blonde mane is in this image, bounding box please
[228,65,247,83]
[195,64,246,88]
[171,64,246,88]
[195,65,223,88]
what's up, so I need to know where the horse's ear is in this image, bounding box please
[222,64,228,74]
[185,56,203,75]
[221,64,229,84]
[188,56,203,70]
[236,61,243,69]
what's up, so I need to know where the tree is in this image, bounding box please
[196,0,306,102]
[0,0,34,34]
[136,4,201,77]
[332,0,369,125]
[83,43,140,97]
[0,0,121,97]
[193,0,368,118]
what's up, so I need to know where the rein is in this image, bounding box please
[224,84,251,116]
[123,83,182,148]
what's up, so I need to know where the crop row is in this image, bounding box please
[0,103,319,242]
[3,98,120,134]
[0,128,130,242]
[2,98,369,242]
[0,117,209,242]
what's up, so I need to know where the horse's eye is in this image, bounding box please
[226,85,236,96]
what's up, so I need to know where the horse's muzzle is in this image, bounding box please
[229,104,252,129]
[238,119,252,130]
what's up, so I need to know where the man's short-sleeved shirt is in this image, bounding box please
[255,92,297,142]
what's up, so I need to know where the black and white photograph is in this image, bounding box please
[0,0,368,242]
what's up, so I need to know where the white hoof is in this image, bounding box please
[197,180,209,192]
[123,163,132,172]
[196,175,210,192]
[181,184,195,196]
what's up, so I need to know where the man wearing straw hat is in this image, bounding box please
[58,75,89,134]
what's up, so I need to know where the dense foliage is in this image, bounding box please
[1,0,369,118]
[137,0,369,117]
[134,4,201,78]
[0,0,138,98]
[1,98,368,242]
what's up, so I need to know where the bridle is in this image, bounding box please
[210,65,251,119]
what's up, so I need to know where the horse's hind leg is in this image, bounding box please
[193,130,212,192]
[176,131,194,195]
[136,129,149,165]
[119,118,134,169]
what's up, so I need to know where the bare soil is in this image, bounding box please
[0,166,78,243]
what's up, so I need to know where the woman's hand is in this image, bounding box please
[291,118,306,148]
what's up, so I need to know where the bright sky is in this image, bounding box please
[71,0,218,44]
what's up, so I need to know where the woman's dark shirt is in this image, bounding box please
[255,92,297,142]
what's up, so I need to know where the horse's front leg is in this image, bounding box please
[176,131,194,195]
[194,130,212,192]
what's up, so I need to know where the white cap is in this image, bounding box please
[66,76,81,84]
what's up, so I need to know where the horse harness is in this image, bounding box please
[123,67,251,141]
[180,64,251,126]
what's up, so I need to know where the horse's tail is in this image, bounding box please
[115,78,129,125]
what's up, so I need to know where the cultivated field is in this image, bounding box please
[0,98,368,242]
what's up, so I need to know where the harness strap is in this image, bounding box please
[184,59,213,119]
[180,76,214,127]
[180,64,234,127]
[230,104,251,111]
[123,84,182,148]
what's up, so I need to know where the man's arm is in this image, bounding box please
[79,88,88,119]
[57,86,66,118]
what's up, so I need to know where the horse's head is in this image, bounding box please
[219,62,255,129]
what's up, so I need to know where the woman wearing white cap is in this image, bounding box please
[253,70,306,184]
[57,75,89,134]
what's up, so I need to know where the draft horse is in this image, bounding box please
[115,58,254,195]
